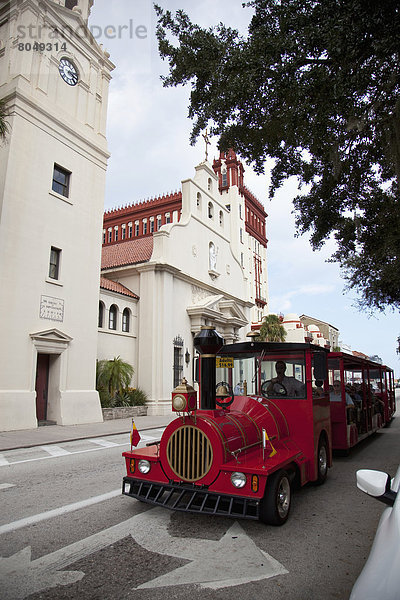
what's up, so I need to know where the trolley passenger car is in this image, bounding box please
[327,351,395,452]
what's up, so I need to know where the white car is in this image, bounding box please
[350,465,400,600]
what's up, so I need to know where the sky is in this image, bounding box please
[89,0,399,376]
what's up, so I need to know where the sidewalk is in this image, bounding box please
[0,414,175,452]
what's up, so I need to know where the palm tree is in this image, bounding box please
[0,98,10,141]
[96,356,134,398]
[258,314,287,342]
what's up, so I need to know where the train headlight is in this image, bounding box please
[172,394,187,411]
[231,472,247,489]
[138,459,151,474]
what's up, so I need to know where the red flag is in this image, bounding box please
[130,419,141,449]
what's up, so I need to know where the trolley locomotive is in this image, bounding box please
[122,327,333,525]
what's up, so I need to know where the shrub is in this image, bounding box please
[101,387,148,408]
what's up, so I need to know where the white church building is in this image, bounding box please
[0,0,269,429]
[99,150,269,415]
[0,0,114,430]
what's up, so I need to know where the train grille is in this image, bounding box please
[166,426,213,482]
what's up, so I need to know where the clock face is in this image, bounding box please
[58,58,78,86]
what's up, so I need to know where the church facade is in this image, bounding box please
[0,1,269,427]
[0,0,114,430]
[100,150,269,415]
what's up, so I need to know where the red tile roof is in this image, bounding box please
[100,277,139,299]
[101,237,153,269]
[352,350,370,359]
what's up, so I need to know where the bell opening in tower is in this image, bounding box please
[65,0,78,9]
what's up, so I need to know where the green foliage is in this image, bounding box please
[258,314,287,342]
[96,358,148,408]
[114,387,148,407]
[0,98,10,141]
[96,356,134,398]
[155,0,400,311]
[98,389,113,408]
[99,387,148,409]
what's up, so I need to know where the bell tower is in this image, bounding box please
[64,0,93,22]
[213,149,244,192]
[0,0,115,430]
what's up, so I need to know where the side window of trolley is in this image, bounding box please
[328,358,365,408]
[328,358,346,403]
[311,351,328,397]
[369,368,384,394]
[368,368,385,416]
[260,355,306,399]
[344,368,363,406]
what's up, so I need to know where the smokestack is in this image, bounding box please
[193,326,224,410]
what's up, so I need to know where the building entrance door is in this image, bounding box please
[35,353,49,421]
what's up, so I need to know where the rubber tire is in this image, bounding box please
[259,469,291,526]
[316,437,328,485]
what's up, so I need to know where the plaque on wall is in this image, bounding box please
[39,295,64,322]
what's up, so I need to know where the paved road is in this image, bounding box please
[0,418,399,600]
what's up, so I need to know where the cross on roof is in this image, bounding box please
[202,129,210,161]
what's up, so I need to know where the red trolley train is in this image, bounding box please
[123,327,340,525]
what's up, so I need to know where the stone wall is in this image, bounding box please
[102,406,148,420]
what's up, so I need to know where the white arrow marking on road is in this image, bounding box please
[0,547,84,599]
[134,508,288,589]
[0,507,288,598]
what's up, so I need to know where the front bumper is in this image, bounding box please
[122,477,260,520]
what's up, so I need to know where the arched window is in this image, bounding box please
[109,304,118,330]
[221,165,228,187]
[208,202,214,219]
[122,308,130,332]
[219,210,223,226]
[196,192,202,208]
[208,178,212,191]
[98,301,105,328]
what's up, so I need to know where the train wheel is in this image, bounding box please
[316,437,328,485]
[259,469,291,525]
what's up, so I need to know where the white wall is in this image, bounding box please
[0,1,113,430]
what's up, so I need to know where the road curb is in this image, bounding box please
[0,424,168,453]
